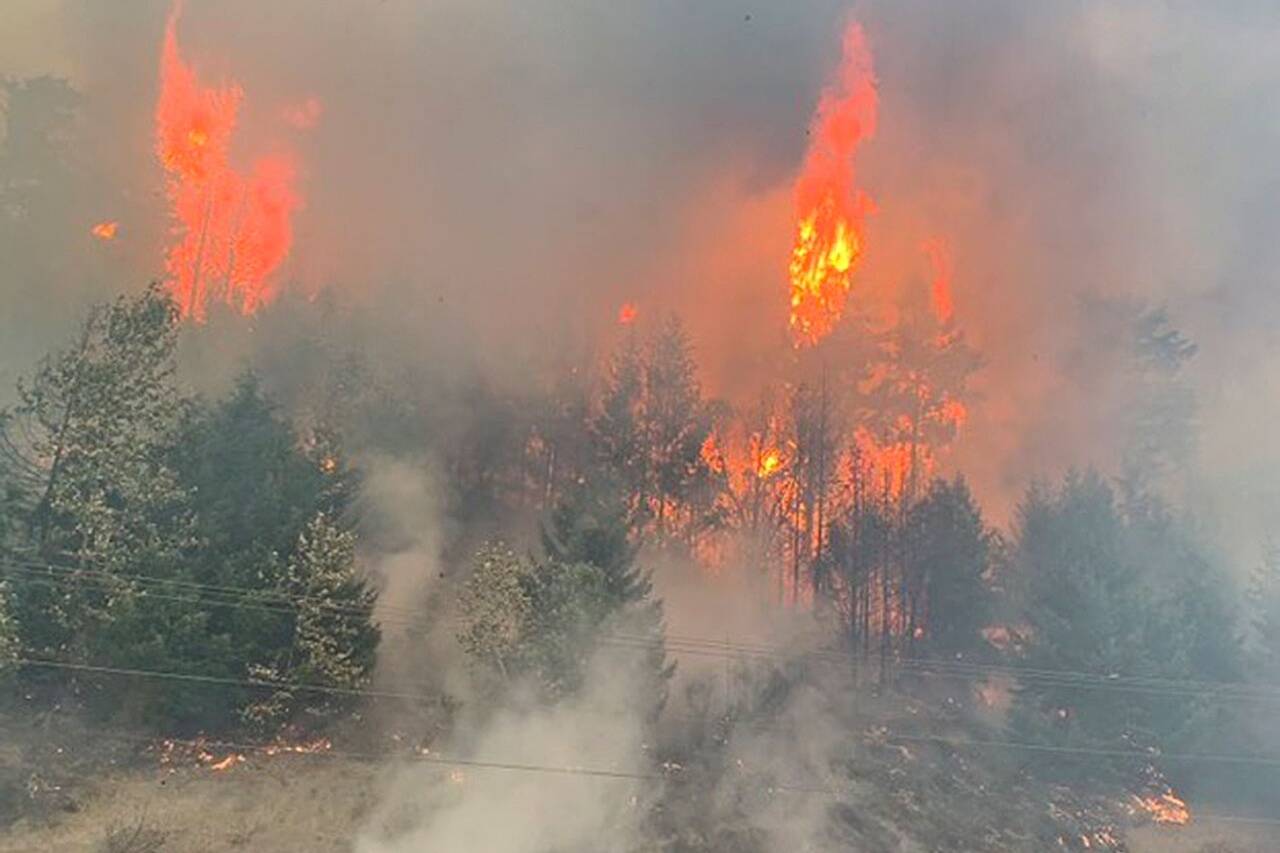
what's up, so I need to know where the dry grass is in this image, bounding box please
[1128,823,1278,853]
[99,815,167,853]
[0,756,383,853]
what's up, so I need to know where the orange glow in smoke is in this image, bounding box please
[920,237,954,325]
[618,302,639,325]
[91,221,119,241]
[155,3,301,321]
[282,96,323,130]
[788,22,878,347]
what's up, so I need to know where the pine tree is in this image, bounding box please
[457,542,532,681]
[904,477,992,658]
[244,513,379,727]
[1249,544,1280,683]
[541,482,647,607]
[1010,471,1236,783]
[643,316,716,540]
[0,285,197,664]
[540,482,672,708]
[173,371,347,583]
[592,334,648,524]
[1116,306,1197,506]
[0,581,18,679]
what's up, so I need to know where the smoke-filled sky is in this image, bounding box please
[4,0,1280,557]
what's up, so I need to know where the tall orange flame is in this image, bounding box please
[788,22,878,347]
[155,4,301,321]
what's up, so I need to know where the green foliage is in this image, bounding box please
[243,513,379,728]
[1009,471,1242,782]
[1248,544,1280,681]
[458,544,612,698]
[591,316,718,541]
[1,285,195,661]
[175,372,344,562]
[0,581,18,679]
[457,543,532,680]
[0,290,380,731]
[904,477,993,657]
[542,482,646,606]
[520,560,612,697]
[1119,307,1198,504]
[460,490,672,705]
[542,483,673,702]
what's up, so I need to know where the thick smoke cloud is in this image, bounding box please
[4,1,1280,555]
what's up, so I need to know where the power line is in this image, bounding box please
[8,556,1280,702]
[34,723,1280,830]
[607,635,1280,703]
[18,657,1280,770]
[880,732,1280,767]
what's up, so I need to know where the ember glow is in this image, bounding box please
[90,221,119,241]
[787,21,878,347]
[618,302,639,325]
[155,4,302,321]
[153,735,333,773]
[1132,790,1191,826]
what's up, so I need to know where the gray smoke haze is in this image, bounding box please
[4,0,1280,558]
[355,645,656,853]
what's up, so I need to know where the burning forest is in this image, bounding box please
[2,2,1280,852]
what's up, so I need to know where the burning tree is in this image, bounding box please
[788,21,877,347]
[155,4,302,320]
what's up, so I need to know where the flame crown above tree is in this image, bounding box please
[788,22,878,348]
[155,3,302,321]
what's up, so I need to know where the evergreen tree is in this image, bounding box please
[244,513,379,727]
[0,286,197,662]
[0,581,18,679]
[1249,544,1280,683]
[541,481,646,607]
[592,334,647,524]
[904,477,992,658]
[457,542,532,682]
[542,481,673,706]
[519,559,612,697]
[172,374,373,729]
[643,316,716,539]
[173,371,350,586]
[1010,471,1238,783]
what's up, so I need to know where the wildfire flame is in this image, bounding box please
[153,735,332,773]
[1132,790,1191,826]
[788,21,878,347]
[90,221,119,241]
[757,447,783,479]
[155,3,302,321]
[618,302,639,325]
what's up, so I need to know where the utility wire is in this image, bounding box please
[17,657,1280,770]
[7,556,1280,701]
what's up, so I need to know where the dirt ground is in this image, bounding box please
[1129,821,1279,853]
[0,757,379,853]
[6,757,1276,853]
